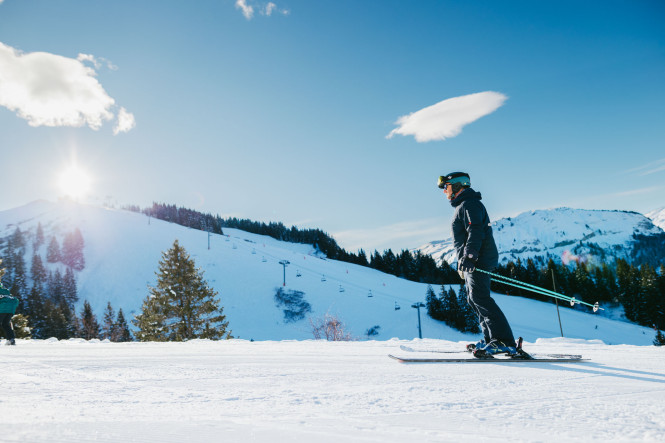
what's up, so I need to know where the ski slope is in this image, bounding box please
[0,200,656,345]
[2,338,665,442]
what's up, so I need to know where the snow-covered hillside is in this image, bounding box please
[647,206,665,231]
[419,207,664,268]
[0,200,655,344]
[3,338,665,442]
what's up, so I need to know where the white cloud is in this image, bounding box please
[114,107,136,135]
[387,91,508,143]
[623,157,665,176]
[236,0,254,20]
[237,0,288,19]
[0,42,132,134]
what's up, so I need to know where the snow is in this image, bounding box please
[3,338,665,442]
[419,207,663,267]
[646,206,665,231]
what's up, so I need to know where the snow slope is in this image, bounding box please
[647,206,665,231]
[419,207,664,267]
[3,338,665,442]
[0,200,656,345]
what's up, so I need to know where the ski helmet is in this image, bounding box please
[438,172,470,189]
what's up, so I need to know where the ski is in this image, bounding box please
[399,345,583,360]
[388,354,588,363]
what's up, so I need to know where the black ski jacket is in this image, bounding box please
[449,188,499,271]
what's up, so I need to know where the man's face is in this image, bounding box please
[443,182,454,200]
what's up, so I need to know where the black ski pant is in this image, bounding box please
[464,270,515,346]
[0,313,16,341]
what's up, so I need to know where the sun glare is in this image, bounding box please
[58,165,92,200]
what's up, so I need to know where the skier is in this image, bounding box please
[0,284,18,346]
[438,172,516,357]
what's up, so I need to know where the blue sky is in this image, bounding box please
[1,0,664,253]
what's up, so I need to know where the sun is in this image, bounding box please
[58,165,92,200]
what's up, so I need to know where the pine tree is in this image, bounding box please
[46,236,61,263]
[62,228,85,271]
[425,285,444,321]
[440,286,460,328]
[114,309,133,342]
[62,267,78,308]
[34,222,45,250]
[80,300,100,340]
[654,329,665,346]
[457,284,480,333]
[133,240,231,341]
[102,302,116,341]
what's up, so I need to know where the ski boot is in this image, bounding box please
[472,339,517,359]
[4,339,15,346]
[507,337,533,360]
[466,339,486,353]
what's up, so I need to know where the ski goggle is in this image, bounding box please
[438,175,470,189]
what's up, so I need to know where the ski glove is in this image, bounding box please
[458,253,478,273]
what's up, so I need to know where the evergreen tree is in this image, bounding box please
[102,302,116,340]
[457,284,480,333]
[440,286,460,328]
[114,309,133,342]
[80,300,100,340]
[34,223,45,250]
[46,236,61,263]
[63,228,85,271]
[425,285,444,321]
[133,240,231,341]
[48,269,65,303]
[62,267,78,308]
[654,329,665,346]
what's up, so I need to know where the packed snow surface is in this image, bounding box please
[2,338,665,442]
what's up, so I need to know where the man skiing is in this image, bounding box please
[438,172,516,357]
[0,284,18,346]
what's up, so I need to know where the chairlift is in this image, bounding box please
[339,285,345,293]
[296,270,302,277]
[232,244,238,250]
[321,275,327,282]
[394,302,400,311]
[367,290,373,298]
[262,256,267,263]
[252,249,257,255]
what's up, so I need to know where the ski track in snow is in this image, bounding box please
[2,338,665,442]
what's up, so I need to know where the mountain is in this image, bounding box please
[0,200,655,344]
[418,207,665,267]
[646,206,665,231]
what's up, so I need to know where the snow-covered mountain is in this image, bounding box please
[0,200,655,344]
[419,207,665,268]
[647,206,665,231]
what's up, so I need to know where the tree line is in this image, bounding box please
[0,225,131,341]
[129,203,461,285]
[489,258,665,332]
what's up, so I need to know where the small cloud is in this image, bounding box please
[113,107,136,135]
[236,0,254,20]
[0,41,133,134]
[387,91,508,143]
[623,157,665,176]
[237,0,288,20]
[612,186,662,198]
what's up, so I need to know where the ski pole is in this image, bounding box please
[476,268,603,312]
